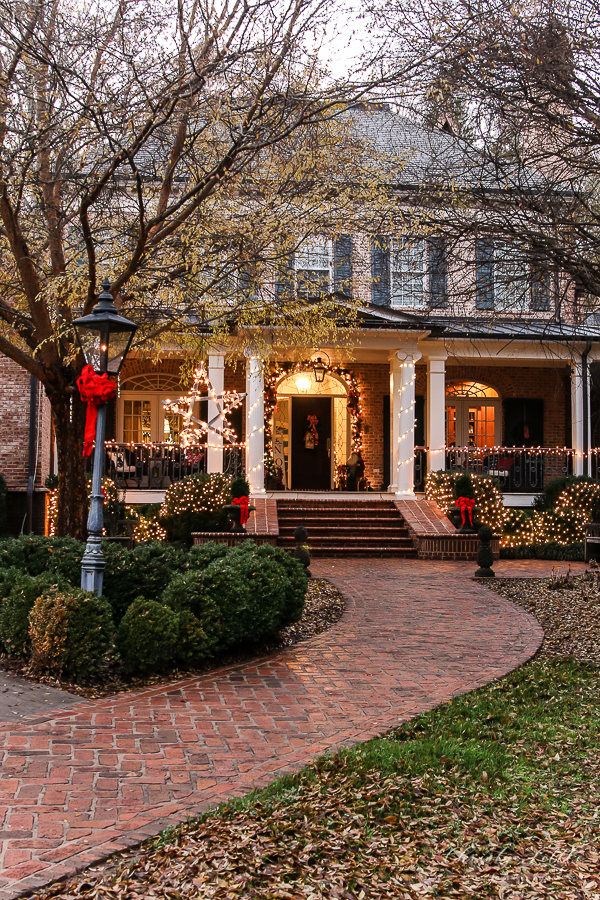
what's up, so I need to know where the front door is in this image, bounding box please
[291,396,332,490]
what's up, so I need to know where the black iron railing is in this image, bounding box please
[445,447,576,492]
[105,442,244,489]
[414,446,428,491]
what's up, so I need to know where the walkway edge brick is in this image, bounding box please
[0,559,545,899]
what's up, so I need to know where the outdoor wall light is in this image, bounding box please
[311,350,330,383]
[295,375,311,393]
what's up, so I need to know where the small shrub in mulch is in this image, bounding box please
[29,588,113,681]
[116,597,186,674]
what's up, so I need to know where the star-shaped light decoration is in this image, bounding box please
[162,362,246,449]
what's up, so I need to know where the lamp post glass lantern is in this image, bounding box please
[73,279,137,595]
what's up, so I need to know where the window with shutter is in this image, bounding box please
[495,243,527,311]
[295,238,331,298]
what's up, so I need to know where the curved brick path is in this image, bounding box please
[0,559,549,899]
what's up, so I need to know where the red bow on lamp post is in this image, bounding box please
[232,496,250,525]
[456,496,476,528]
[77,365,117,456]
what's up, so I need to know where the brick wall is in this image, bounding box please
[0,354,51,492]
[352,363,389,489]
[448,364,568,447]
[0,354,32,491]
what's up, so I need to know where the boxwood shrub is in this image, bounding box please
[116,597,179,674]
[163,541,307,655]
[28,587,113,680]
[0,535,84,583]
[102,541,185,624]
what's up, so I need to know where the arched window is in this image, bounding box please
[445,381,499,399]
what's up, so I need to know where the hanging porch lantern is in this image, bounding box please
[312,351,330,384]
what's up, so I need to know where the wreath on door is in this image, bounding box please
[304,415,319,449]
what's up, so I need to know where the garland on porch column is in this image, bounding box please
[263,361,364,478]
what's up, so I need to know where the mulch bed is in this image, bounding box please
[0,579,345,700]
[486,565,600,666]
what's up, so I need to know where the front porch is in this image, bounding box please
[103,328,600,507]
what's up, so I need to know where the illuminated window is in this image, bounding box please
[123,399,152,443]
[446,381,499,399]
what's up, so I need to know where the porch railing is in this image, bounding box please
[105,442,244,489]
[445,447,576,493]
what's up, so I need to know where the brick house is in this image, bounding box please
[2,105,600,533]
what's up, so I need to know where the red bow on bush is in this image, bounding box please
[232,496,250,525]
[77,365,117,456]
[457,496,475,527]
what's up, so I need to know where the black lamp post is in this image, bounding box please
[73,279,137,595]
[312,351,330,384]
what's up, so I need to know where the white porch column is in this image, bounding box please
[207,354,225,473]
[245,352,265,493]
[389,355,402,492]
[426,356,446,473]
[390,349,422,495]
[571,360,591,476]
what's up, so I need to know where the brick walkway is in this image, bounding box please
[0,558,551,899]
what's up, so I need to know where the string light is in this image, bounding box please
[426,469,600,548]
[162,362,246,449]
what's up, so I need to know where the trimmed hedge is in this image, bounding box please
[0,534,84,583]
[163,542,307,659]
[0,535,308,679]
[102,541,185,624]
[500,542,585,561]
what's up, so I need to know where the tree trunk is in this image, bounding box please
[48,386,89,540]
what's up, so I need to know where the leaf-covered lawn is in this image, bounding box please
[36,658,600,900]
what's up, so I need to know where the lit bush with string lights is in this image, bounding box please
[159,473,232,544]
[426,471,507,532]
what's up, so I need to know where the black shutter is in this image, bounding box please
[428,237,447,308]
[531,254,551,311]
[275,251,295,301]
[476,240,494,309]
[503,399,544,447]
[382,393,390,488]
[371,235,390,306]
[334,235,353,295]
[415,395,425,446]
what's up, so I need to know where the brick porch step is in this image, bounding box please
[276,499,418,557]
